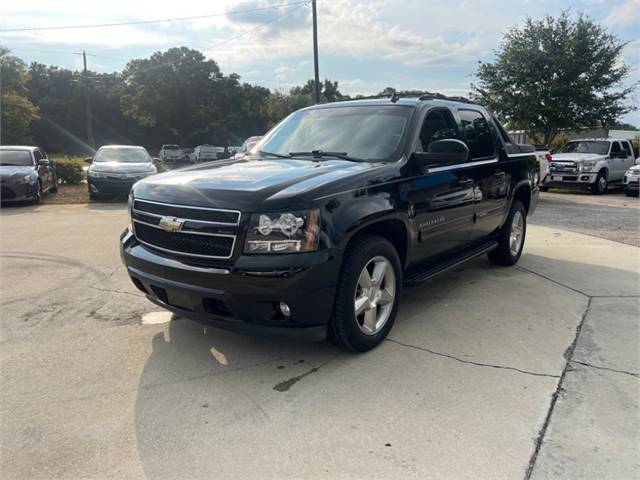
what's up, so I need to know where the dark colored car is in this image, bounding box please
[87,145,157,199]
[0,146,57,204]
[121,96,539,352]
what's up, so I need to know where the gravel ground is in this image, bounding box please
[531,189,640,247]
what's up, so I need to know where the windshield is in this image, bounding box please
[257,106,412,161]
[0,150,33,166]
[163,145,180,150]
[94,147,151,163]
[559,141,610,155]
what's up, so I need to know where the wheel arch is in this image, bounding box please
[340,216,410,268]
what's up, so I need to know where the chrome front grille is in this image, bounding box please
[550,162,577,173]
[132,199,240,259]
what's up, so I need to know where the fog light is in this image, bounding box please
[278,302,291,317]
[581,175,589,181]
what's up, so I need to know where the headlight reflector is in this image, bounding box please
[245,209,320,254]
[582,160,597,171]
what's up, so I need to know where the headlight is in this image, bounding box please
[582,160,597,171]
[88,170,107,178]
[17,175,36,184]
[244,209,320,254]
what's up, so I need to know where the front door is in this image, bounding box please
[406,108,475,263]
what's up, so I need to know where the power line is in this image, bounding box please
[0,1,308,33]
[118,3,310,77]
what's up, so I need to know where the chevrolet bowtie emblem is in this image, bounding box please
[158,216,185,233]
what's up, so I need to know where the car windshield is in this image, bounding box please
[94,147,150,163]
[559,141,609,155]
[0,150,33,166]
[257,105,412,161]
[163,145,180,150]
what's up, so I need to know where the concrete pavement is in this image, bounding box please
[1,203,638,479]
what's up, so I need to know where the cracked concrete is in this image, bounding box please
[1,204,638,479]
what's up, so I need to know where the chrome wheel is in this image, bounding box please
[354,256,396,335]
[509,210,524,256]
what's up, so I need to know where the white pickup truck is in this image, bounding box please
[159,144,184,164]
[541,138,637,194]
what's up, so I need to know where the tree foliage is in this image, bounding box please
[0,45,349,153]
[1,47,39,144]
[472,12,636,144]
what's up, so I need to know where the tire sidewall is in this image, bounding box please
[334,237,402,352]
[507,202,527,263]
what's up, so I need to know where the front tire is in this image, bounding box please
[330,235,402,352]
[488,200,526,266]
[32,181,43,204]
[591,171,608,195]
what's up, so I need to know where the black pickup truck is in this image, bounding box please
[121,96,539,352]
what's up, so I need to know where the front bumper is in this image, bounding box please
[88,177,138,196]
[120,229,340,341]
[623,176,639,193]
[542,172,598,188]
[0,182,38,203]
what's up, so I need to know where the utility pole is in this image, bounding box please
[311,0,320,104]
[82,51,95,149]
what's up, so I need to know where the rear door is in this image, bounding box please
[620,140,635,172]
[609,141,625,180]
[407,107,475,261]
[458,109,509,241]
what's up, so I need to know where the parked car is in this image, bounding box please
[0,146,57,204]
[193,145,219,162]
[159,144,184,164]
[86,145,157,199]
[541,138,636,194]
[121,96,540,352]
[623,163,640,197]
[234,136,262,158]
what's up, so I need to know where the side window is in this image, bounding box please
[611,142,621,155]
[33,150,43,162]
[621,141,632,157]
[459,110,496,160]
[417,109,460,153]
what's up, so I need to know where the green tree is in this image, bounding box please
[121,47,223,146]
[472,12,636,145]
[0,47,39,144]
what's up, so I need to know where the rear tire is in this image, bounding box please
[330,235,402,352]
[488,200,526,266]
[590,171,608,195]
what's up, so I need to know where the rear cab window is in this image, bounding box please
[458,109,496,160]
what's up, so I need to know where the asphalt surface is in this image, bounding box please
[531,190,640,247]
[1,198,638,479]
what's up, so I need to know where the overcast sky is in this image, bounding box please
[1,0,639,124]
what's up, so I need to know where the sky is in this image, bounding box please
[1,0,639,125]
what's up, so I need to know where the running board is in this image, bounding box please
[404,240,499,285]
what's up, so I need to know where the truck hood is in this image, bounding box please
[551,153,606,162]
[133,157,379,211]
[0,165,36,181]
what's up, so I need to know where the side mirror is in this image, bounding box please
[37,159,50,166]
[152,157,160,163]
[414,139,469,169]
[85,157,93,163]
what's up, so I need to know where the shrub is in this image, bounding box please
[54,156,85,185]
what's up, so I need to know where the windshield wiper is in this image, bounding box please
[288,150,365,162]
[257,150,290,159]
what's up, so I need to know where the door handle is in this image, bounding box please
[460,179,474,187]
[495,171,506,178]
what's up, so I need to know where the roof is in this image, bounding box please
[0,145,38,151]
[305,96,479,111]
[99,144,146,149]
